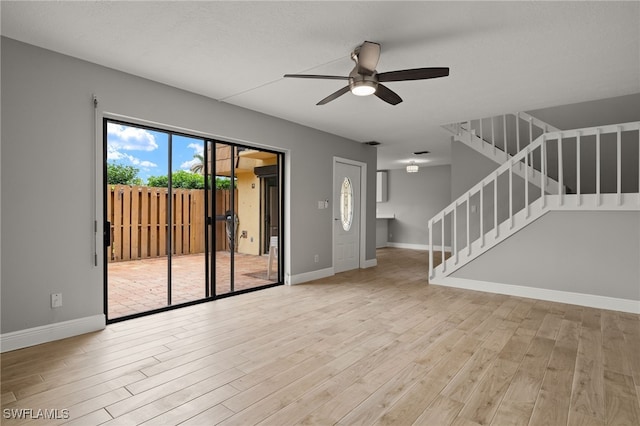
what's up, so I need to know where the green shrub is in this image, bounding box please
[107,163,142,185]
[147,170,204,189]
[146,171,235,190]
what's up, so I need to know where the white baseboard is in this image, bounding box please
[387,242,429,250]
[287,267,334,285]
[386,243,452,252]
[0,315,106,353]
[363,258,378,268]
[287,259,377,284]
[430,276,640,314]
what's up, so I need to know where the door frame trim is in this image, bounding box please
[332,157,367,271]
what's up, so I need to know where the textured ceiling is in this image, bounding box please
[2,1,639,169]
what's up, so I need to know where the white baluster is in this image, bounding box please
[480,184,484,248]
[576,131,581,206]
[525,147,529,218]
[503,115,508,159]
[479,118,484,144]
[545,148,549,186]
[491,117,496,155]
[516,112,521,155]
[509,161,514,228]
[528,117,533,148]
[617,126,622,205]
[441,217,446,273]
[541,136,546,208]
[529,117,534,177]
[596,128,601,206]
[558,135,564,206]
[428,220,433,279]
[453,206,458,265]
[494,173,499,238]
[466,193,471,256]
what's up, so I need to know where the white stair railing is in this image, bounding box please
[429,121,640,281]
[444,112,561,161]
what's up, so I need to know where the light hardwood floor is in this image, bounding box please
[1,248,639,425]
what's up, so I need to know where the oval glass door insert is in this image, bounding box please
[340,177,354,231]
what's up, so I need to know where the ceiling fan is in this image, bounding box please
[283,41,449,106]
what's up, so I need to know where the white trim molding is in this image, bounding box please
[287,259,377,284]
[287,267,334,285]
[385,243,452,252]
[430,276,640,314]
[0,315,106,353]
[363,258,378,268]
[387,242,429,251]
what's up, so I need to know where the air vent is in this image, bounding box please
[363,141,381,146]
[413,150,430,155]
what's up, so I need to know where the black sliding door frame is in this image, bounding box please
[103,118,284,323]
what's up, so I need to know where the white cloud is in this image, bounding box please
[107,146,157,169]
[107,149,125,161]
[107,123,158,151]
[180,142,204,170]
[187,142,204,156]
[107,123,159,172]
[180,157,201,170]
[131,157,157,168]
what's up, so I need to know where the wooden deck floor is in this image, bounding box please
[1,248,639,425]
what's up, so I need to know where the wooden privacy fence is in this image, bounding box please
[107,185,236,262]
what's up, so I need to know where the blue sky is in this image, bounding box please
[107,122,204,182]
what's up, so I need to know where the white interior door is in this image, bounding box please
[334,161,361,273]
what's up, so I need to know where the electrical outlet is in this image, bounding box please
[51,293,62,308]
[314,254,319,263]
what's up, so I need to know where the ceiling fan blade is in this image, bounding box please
[378,67,450,82]
[375,84,403,105]
[317,86,350,105]
[283,74,349,80]
[356,41,381,76]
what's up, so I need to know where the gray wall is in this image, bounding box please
[451,139,500,200]
[527,93,640,130]
[453,211,640,301]
[1,37,377,334]
[376,165,451,246]
[528,94,640,196]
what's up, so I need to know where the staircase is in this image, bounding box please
[443,112,560,159]
[443,112,564,194]
[429,117,640,311]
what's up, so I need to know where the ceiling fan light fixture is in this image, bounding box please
[283,40,449,105]
[350,80,377,96]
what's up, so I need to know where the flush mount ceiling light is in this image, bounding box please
[406,162,419,173]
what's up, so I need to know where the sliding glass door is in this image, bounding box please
[104,119,282,322]
[212,142,282,297]
[170,135,208,305]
